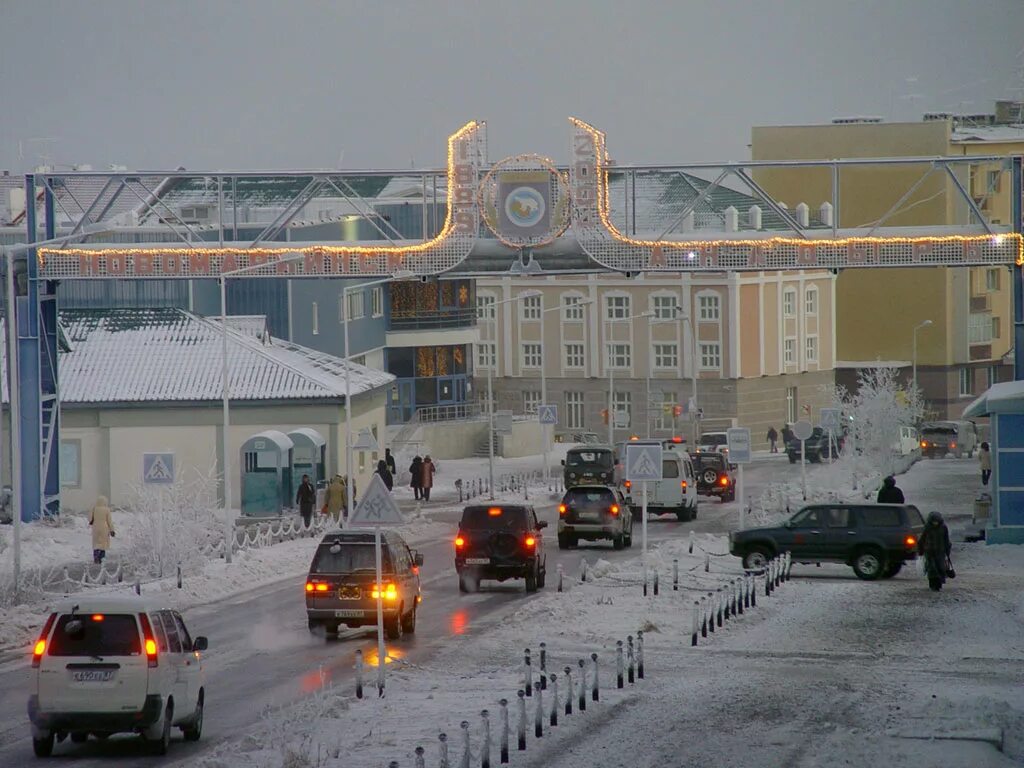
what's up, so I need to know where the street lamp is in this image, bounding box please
[606,311,654,445]
[912,319,933,398]
[673,304,700,444]
[477,290,541,499]
[538,297,594,487]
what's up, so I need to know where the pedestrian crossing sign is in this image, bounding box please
[142,453,175,485]
[349,474,405,527]
[625,443,663,481]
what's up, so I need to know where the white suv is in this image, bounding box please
[27,595,208,757]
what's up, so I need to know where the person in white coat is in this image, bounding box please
[89,496,115,564]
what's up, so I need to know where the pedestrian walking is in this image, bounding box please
[409,455,424,500]
[296,474,316,527]
[384,448,397,476]
[421,455,436,501]
[375,459,394,491]
[979,441,992,486]
[781,424,794,446]
[89,495,115,565]
[767,426,779,453]
[877,475,905,504]
[324,474,347,523]
[918,511,953,591]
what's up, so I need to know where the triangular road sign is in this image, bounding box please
[349,474,405,526]
[625,444,663,481]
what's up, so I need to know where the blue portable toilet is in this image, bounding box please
[288,428,327,495]
[240,430,295,517]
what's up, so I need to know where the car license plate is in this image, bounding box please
[465,557,490,565]
[72,669,114,683]
[578,512,599,521]
[334,609,363,618]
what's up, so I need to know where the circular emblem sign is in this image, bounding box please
[480,154,571,248]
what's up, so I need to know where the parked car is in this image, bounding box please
[892,425,920,456]
[562,445,618,488]
[728,503,925,580]
[554,430,602,445]
[689,452,736,502]
[27,595,208,757]
[786,426,843,463]
[919,420,978,458]
[455,504,547,592]
[558,485,633,549]
[622,450,698,521]
[305,529,422,639]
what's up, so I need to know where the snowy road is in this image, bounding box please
[0,453,821,765]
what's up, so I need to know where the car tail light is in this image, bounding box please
[524,536,536,547]
[720,476,730,486]
[950,442,956,449]
[455,535,466,548]
[91,614,104,622]
[624,480,632,490]
[315,583,328,592]
[905,535,917,547]
[488,507,503,516]
[371,583,398,601]
[610,504,620,516]
[681,481,687,489]
[31,613,56,668]
[138,613,159,668]
[305,582,315,592]
[920,441,928,448]
[558,504,567,515]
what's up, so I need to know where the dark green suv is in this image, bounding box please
[728,503,925,580]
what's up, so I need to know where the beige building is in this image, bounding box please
[476,271,836,448]
[751,103,1024,417]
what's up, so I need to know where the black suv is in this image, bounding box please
[786,427,843,463]
[455,504,547,593]
[729,503,925,580]
[690,452,736,502]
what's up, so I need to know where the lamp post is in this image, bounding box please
[539,297,594,487]
[606,311,654,445]
[342,271,415,523]
[477,291,541,500]
[673,305,699,444]
[912,319,933,398]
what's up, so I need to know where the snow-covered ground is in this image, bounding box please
[190,455,1022,768]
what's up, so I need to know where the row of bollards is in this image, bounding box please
[458,478,491,503]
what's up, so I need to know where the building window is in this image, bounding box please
[521,343,542,369]
[477,294,496,320]
[700,342,721,370]
[653,343,678,369]
[476,342,496,369]
[698,293,720,321]
[371,286,384,317]
[563,294,586,321]
[607,343,631,369]
[651,390,677,431]
[989,365,1000,387]
[959,367,974,397]
[346,290,365,321]
[805,288,818,315]
[60,440,81,488]
[523,390,541,414]
[969,313,993,344]
[312,301,319,335]
[652,295,678,320]
[786,386,798,424]
[613,391,632,427]
[352,354,366,366]
[521,294,541,320]
[564,343,585,369]
[784,338,796,365]
[606,294,630,320]
[565,391,585,429]
[992,316,1001,340]
[986,268,1000,292]
[783,289,796,317]
[805,336,818,363]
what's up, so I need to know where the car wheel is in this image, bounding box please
[33,732,54,757]
[146,701,173,755]
[307,618,321,635]
[525,563,538,593]
[557,534,571,550]
[538,565,546,588]
[401,605,417,634]
[852,548,885,580]
[182,694,203,742]
[882,562,903,579]
[613,534,624,550]
[385,606,404,640]
[459,574,479,593]
[703,469,718,485]
[788,454,797,464]
[742,547,772,570]
[70,733,88,744]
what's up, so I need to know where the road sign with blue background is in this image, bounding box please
[143,453,175,485]
[625,443,663,481]
[538,404,558,425]
[726,428,752,464]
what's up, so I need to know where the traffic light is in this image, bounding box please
[672,405,683,417]
[601,408,609,425]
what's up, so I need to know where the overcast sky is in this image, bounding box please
[1,0,1022,173]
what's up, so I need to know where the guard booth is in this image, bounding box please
[963,381,1024,544]
[288,428,327,497]
[240,430,295,517]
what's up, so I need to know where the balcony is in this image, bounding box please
[968,313,993,345]
[388,307,476,331]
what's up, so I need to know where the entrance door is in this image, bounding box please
[391,381,415,424]
[438,377,457,406]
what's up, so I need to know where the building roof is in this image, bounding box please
[963,380,1024,418]
[951,125,1024,143]
[0,308,393,406]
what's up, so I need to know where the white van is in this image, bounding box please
[28,595,208,757]
[892,426,920,457]
[623,449,698,521]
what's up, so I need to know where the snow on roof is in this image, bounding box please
[951,125,1024,143]
[834,360,910,369]
[962,380,1024,418]
[0,308,393,406]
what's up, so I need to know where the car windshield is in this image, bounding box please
[311,542,392,573]
[692,455,724,470]
[460,507,528,531]
[48,613,141,657]
[922,427,956,436]
[699,434,725,445]
[566,450,613,469]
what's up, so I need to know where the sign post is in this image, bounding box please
[792,420,814,500]
[625,442,663,593]
[820,408,842,463]
[726,428,752,529]
[538,405,557,488]
[348,473,406,696]
[143,453,175,578]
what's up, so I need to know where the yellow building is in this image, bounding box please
[751,104,1023,418]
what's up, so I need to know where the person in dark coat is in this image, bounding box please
[918,511,952,591]
[877,475,905,504]
[296,474,316,527]
[781,425,794,446]
[384,448,397,476]
[767,426,779,453]
[375,459,394,491]
[409,456,424,500]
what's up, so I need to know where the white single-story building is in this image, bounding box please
[4,308,394,512]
